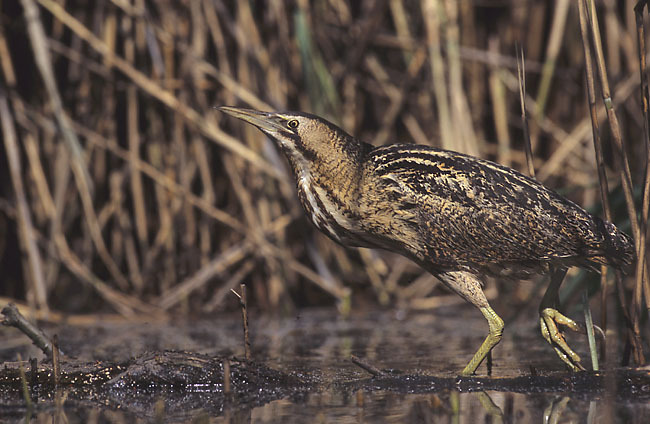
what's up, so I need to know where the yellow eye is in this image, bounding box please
[287,119,299,129]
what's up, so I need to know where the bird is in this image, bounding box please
[218,106,634,376]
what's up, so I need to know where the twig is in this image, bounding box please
[53,233,155,316]
[578,0,615,363]
[445,0,480,157]
[203,260,255,312]
[633,0,650,312]
[534,0,570,125]
[2,303,53,358]
[585,0,645,366]
[36,0,284,182]
[231,284,251,360]
[489,37,511,167]
[579,0,644,367]
[26,105,350,303]
[0,90,48,312]
[351,355,386,377]
[585,0,642,248]
[0,200,156,317]
[20,0,92,193]
[159,241,251,309]
[52,334,61,385]
[22,0,137,292]
[69,116,246,233]
[536,74,638,181]
[516,43,535,179]
[126,71,148,251]
[422,0,453,151]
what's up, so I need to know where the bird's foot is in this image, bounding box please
[539,308,586,371]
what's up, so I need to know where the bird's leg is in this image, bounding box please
[538,268,585,371]
[462,305,505,376]
[437,271,504,376]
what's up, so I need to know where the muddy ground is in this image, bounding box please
[1,306,649,422]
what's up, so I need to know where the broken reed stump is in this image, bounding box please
[29,358,38,387]
[1,303,65,388]
[223,358,231,395]
[52,334,61,386]
[1,303,53,358]
[231,283,251,360]
[351,355,386,377]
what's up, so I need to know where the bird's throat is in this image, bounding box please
[292,156,362,245]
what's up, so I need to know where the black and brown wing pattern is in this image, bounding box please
[365,144,634,275]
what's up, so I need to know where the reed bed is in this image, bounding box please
[0,1,648,364]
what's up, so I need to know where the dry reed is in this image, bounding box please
[0,0,647,364]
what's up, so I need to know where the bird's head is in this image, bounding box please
[218,107,363,174]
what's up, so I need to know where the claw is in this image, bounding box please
[539,308,585,371]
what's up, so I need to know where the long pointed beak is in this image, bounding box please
[217,106,286,133]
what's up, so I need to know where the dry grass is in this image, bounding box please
[0,1,648,363]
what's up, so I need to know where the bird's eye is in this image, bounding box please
[287,119,299,129]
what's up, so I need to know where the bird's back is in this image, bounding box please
[360,144,634,276]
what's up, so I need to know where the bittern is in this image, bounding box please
[219,106,634,376]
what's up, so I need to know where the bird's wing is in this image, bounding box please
[369,145,604,270]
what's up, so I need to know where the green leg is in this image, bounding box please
[461,306,504,376]
[539,268,585,371]
[437,271,504,376]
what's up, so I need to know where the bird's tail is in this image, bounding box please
[592,220,635,271]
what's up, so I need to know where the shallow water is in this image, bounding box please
[1,305,648,423]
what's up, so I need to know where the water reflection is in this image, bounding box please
[233,390,638,424]
[8,389,640,423]
[1,306,648,423]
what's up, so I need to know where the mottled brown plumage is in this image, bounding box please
[362,144,634,275]
[219,107,634,375]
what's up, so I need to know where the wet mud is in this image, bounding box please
[0,352,311,421]
[1,351,648,422]
[1,306,649,422]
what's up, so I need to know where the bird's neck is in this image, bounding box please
[285,135,367,200]
[284,137,368,242]
[288,150,361,200]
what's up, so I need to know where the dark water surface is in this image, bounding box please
[1,305,648,423]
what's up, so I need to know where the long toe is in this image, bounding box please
[543,308,582,333]
[540,308,584,371]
